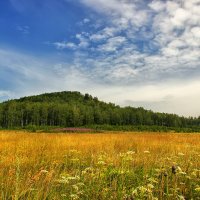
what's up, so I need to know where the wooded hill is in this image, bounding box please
[0,91,200,131]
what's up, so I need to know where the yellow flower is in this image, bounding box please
[195,187,200,192]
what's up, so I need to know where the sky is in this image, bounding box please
[0,0,200,117]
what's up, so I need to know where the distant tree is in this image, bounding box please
[0,91,199,131]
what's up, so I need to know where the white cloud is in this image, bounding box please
[53,33,90,50]
[90,33,106,41]
[110,65,138,79]
[80,0,148,28]
[97,36,126,52]
[16,25,30,34]
[90,27,117,42]
[148,0,165,12]
[168,39,186,49]
[170,8,191,27]
[76,33,90,48]
[83,18,90,23]
[53,41,77,49]
[191,26,200,38]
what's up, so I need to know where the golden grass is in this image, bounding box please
[1,130,200,199]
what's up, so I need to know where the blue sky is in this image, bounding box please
[0,0,200,116]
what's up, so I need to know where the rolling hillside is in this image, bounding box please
[0,91,199,131]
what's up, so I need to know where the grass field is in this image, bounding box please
[0,131,200,200]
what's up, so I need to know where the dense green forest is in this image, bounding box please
[0,91,200,131]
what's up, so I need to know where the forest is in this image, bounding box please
[0,91,200,132]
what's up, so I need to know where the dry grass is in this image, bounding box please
[1,130,200,199]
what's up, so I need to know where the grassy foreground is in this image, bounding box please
[0,131,200,200]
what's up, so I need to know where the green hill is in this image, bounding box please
[0,91,200,132]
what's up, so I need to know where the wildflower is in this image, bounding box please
[69,149,78,154]
[77,191,84,196]
[84,167,93,173]
[191,171,197,177]
[155,169,161,173]
[57,177,69,184]
[195,187,200,192]
[126,151,135,155]
[139,186,148,193]
[179,172,187,175]
[76,182,85,187]
[29,188,37,191]
[119,153,126,158]
[70,194,79,200]
[176,166,182,173]
[97,160,106,165]
[119,170,125,174]
[178,195,185,200]
[132,189,138,196]
[147,183,154,189]
[148,177,158,184]
[124,156,133,162]
[40,170,48,174]
[67,175,80,181]
[72,184,79,191]
[186,175,191,179]
[144,150,150,154]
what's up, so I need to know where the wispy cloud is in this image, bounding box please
[53,41,77,50]
[0,48,57,98]
[0,90,13,101]
[83,18,90,23]
[97,36,126,52]
[16,25,30,34]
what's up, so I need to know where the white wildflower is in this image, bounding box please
[40,170,48,173]
[70,194,79,200]
[126,151,135,155]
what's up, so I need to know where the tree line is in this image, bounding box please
[0,91,200,130]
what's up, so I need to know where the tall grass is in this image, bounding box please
[0,131,200,199]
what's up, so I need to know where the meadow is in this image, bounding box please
[0,131,200,200]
